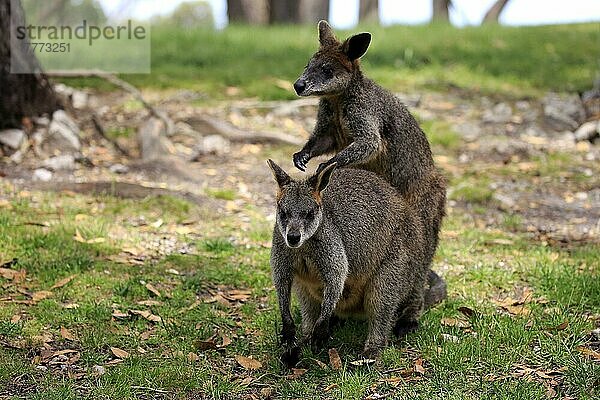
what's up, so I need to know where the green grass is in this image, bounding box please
[60,23,599,100]
[0,182,598,399]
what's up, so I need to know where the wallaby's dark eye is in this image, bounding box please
[322,65,333,79]
[306,210,314,219]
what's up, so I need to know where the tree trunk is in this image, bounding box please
[0,0,60,130]
[299,0,329,24]
[482,0,510,24]
[227,0,268,25]
[226,0,245,23]
[431,0,451,23]
[359,0,378,24]
[269,0,300,24]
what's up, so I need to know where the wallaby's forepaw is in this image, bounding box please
[293,150,310,172]
[310,318,330,350]
[393,319,419,337]
[280,344,301,368]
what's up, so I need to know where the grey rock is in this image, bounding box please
[542,92,586,131]
[138,117,172,160]
[574,120,600,142]
[493,193,516,210]
[0,129,26,149]
[483,102,512,124]
[515,100,531,111]
[10,150,24,164]
[33,168,53,182]
[42,154,76,171]
[71,90,88,109]
[109,163,129,174]
[46,110,81,153]
[453,122,481,142]
[32,116,50,127]
[192,135,231,158]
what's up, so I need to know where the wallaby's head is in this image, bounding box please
[294,20,371,97]
[267,159,337,248]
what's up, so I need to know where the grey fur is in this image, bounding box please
[268,160,430,366]
[292,20,447,306]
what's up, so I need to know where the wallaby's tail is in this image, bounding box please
[424,269,447,308]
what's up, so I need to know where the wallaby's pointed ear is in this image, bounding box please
[342,32,372,61]
[318,20,338,47]
[267,159,291,189]
[310,162,337,195]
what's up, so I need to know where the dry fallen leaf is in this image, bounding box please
[74,229,106,244]
[0,267,26,282]
[51,275,76,290]
[235,355,262,370]
[111,309,129,319]
[414,358,427,375]
[219,334,232,348]
[194,339,217,351]
[349,358,376,366]
[145,283,161,297]
[187,352,199,362]
[324,383,338,392]
[32,290,53,302]
[441,317,471,328]
[328,348,342,370]
[60,326,76,341]
[546,321,569,331]
[136,300,161,306]
[129,309,162,323]
[576,346,600,360]
[286,368,307,379]
[110,347,129,359]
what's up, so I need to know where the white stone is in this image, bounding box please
[0,129,26,149]
[33,168,53,182]
[46,110,81,153]
[42,155,76,171]
[574,120,600,142]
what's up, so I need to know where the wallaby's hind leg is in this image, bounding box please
[394,289,424,337]
[362,256,410,359]
[393,285,425,338]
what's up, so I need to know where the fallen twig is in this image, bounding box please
[91,114,130,157]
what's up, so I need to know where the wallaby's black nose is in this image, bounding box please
[294,79,306,95]
[287,231,301,246]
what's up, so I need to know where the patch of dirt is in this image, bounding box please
[2,87,599,246]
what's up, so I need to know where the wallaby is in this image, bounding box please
[267,159,445,367]
[292,21,447,283]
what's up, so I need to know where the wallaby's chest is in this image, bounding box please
[331,102,352,150]
[294,257,369,317]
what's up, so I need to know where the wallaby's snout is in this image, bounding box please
[286,228,302,247]
[293,78,307,95]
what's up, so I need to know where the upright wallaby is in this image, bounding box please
[268,159,444,367]
[292,21,447,278]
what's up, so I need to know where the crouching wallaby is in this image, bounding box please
[267,159,445,367]
[292,21,447,286]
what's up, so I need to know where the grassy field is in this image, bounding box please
[60,23,600,100]
[1,164,599,399]
[2,21,599,400]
